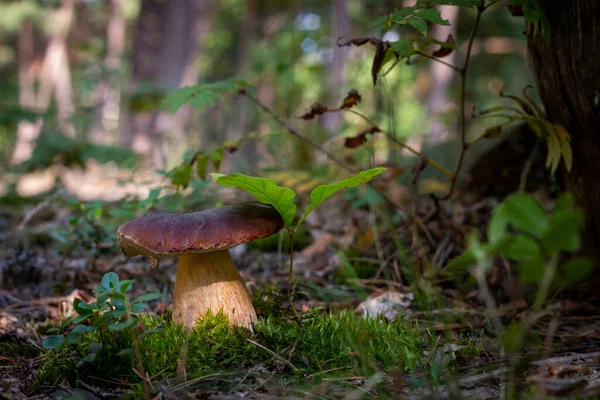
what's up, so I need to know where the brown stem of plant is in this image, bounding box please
[130,322,151,399]
[518,139,541,193]
[441,3,484,200]
[415,51,460,72]
[286,229,301,322]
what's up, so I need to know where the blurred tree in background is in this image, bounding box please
[0,0,533,197]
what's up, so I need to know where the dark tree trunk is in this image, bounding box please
[526,1,600,267]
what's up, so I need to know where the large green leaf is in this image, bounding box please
[390,39,416,58]
[501,193,549,239]
[296,168,386,228]
[42,335,65,349]
[212,173,297,227]
[560,257,594,286]
[503,235,540,261]
[162,78,249,113]
[414,9,449,25]
[542,209,583,253]
[407,16,428,35]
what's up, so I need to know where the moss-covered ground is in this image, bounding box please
[36,303,427,398]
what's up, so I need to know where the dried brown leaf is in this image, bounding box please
[344,126,381,148]
[432,34,456,58]
[341,89,362,109]
[299,102,329,120]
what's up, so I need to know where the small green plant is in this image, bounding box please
[472,86,572,174]
[446,192,592,292]
[211,169,385,299]
[42,272,165,365]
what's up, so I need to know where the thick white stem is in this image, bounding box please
[172,250,257,330]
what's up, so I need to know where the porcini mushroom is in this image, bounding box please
[117,202,283,330]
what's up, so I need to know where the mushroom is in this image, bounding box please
[117,202,283,330]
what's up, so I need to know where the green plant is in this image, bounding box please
[447,192,592,292]
[472,86,571,174]
[42,272,164,368]
[211,169,385,301]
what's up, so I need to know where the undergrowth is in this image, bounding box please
[37,304,424,396]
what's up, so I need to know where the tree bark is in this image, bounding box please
[426,5,459,144]
[124,0,214,167]
[526,1,600,265]
[90,0,126,142]
[12,0,76,164]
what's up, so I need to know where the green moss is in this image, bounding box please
[36,309,424,394]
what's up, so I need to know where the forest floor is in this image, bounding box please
[1,173,600,400]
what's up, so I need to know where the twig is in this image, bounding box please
[519,139,541,193]
[17,187,65,230]
[246,338,298,371]
[341,108,453,179]
[414,51,460,72]
[442,2,485,200]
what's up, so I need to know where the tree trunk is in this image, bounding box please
[89,0,126,142]
[526,1,600,266]
[124,0,213,167]
[12,0,76,164]
[426,5,458,144]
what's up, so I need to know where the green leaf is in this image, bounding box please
[503,235,540,261]
[517,256,545,284]
[545,131,561,174]
[414,9,449,25]
[131,303,147,313]
[212,173,297,227]
[560,257,593,286]
[132,293,165,303]
[88,342,103,353]
[407,16,428,35]
[116,348,134,357]
[210,148,224,172]
[101,272,120,290]
[297,168,386,228]
[196,153,209,179]
[109,318,137,331]
[73,298,95,316]
[501,193,549,239]
[42,335,65,349]
[109,209,137,218]
[423,0,479,7]
[162,78,249,113]
[542,209,583,253]
[501,322,525,354]
[171,163,192,189]
[368,15,390,30]
[487,203,509,246]
[121,280,134,293]
[78,352,97,364]
[445,249,476,273]
[389,39,416,58]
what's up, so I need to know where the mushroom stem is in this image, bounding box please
[172,250,257,331]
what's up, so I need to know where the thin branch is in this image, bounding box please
[239,89,409,212]
[239,89,355,173]
[341,109,453,179]
[442,3,485,200]
[414,51,461,73]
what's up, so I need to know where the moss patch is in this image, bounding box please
[36,308,424,395]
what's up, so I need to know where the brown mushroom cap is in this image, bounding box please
[117,202,284,257]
